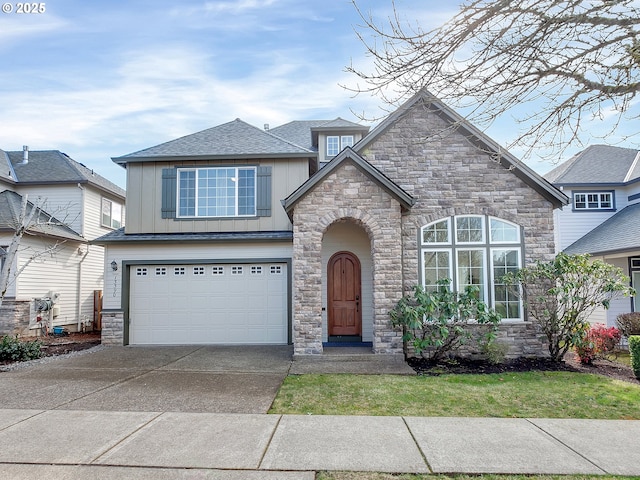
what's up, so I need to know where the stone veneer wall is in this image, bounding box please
[0,299,31,335]
[292,162,404,355]
[360,98,557,358]
[101,311,124,346]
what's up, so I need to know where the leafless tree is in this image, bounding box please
[347,0,640,159]
[0,195,69,309]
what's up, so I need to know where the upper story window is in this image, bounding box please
[177,167,256,218]
[573,191,614,211]
[421,215,523,320]
[326,135,354,157]
[101,198,123,229]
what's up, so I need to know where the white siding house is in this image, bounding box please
[545,145,640,327]
[0,149,125,335]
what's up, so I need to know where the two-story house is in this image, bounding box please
[0,148,126,335]
[545,145,640,326]
[96,89,568,358]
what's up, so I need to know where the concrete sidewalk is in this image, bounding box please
[0,409,638,479]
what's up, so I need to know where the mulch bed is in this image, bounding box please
[408,352,640,385]
[38,331,101,356]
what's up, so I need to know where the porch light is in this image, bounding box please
[111,260,118,271]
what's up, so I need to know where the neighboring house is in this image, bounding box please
[0,148,126,335]
[545,145,640,326]
[96,89,567,357]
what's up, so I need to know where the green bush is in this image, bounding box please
[390,279,501,362]
[0,335,43,362]
[630,336,640,380]
[616,312,640,338]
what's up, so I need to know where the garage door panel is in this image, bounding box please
[130,263,287,345]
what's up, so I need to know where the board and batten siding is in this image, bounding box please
[103,241,293,310]
[124,158,309,234]
[321,222,373,342]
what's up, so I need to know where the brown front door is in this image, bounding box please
[328,251,362,336]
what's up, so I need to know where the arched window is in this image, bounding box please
[421,215,523,320]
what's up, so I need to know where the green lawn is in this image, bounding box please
[270,371,640,419]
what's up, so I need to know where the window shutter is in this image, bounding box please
[256,166,272,217]
[161,168,177,219]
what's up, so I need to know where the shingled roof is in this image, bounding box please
[544,145,640,185]
[0,190,85,242]
[564,202,640,256]
[114,119,315,163]
[3,150,124,198]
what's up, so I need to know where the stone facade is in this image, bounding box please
[101,311,124,346]
[292,162,404,355]
[0,299,31,335]
[291,97,558,358]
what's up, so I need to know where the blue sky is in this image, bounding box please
[0,0,635,189]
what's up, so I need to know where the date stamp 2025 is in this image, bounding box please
[2,3,46,14]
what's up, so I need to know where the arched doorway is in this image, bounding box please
[327,251,362,339]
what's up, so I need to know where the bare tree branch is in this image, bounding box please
[347,0,640,160]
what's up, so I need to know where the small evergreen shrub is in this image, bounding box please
[0,335,43,362]
[390,279,501,362]
[630,336,640,380]
[574,324,621,364]
[616,312,640,338]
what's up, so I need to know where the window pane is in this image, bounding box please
[490,218,518,243]
[422,219,450,244]
[111,203,122,228]
[574,193,586,209]
[238,168,256,215]
[101,198,112,227]
[492,249,521,319]
[327,136,339,156]
[178,171,196,216]
[600,193,611,208]
[456,216,483,243]
[587,194,599,209]
[423,250,450,291]
[457,250,485,299]
[341,135,354,148]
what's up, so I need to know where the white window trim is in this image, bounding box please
[454,215,486,244]
[490,248,523,321]
[573,191,614,210]
[488,216,521,244]
[176,166,257,218]
[455,247,488,303]
[101,197,123,229]
[421,248,453,288]
[421,218,452,245]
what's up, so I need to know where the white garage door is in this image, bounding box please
[129,263,288,345]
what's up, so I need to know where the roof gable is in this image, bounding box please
[355,89,568,209]
[114,118,314,163]
[283,146,415,216]
[544,145,640,185]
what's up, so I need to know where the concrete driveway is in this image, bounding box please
[0,345,293,413]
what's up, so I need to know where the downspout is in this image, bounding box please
[76,183,87,331]
[76,244,89,331]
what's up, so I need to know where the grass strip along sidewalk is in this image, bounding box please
[270,371,640,419]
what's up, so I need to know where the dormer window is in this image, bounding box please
[326,135,354,158]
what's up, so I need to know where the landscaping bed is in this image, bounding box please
[0,331,101,367]
[408,352,639,385]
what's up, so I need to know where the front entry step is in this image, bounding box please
[291,349,415,375]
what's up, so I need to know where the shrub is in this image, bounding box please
[504,253,635,362]
[616,312,640,338]
[630,336,640,380]
[574,324,621,364]
[390,279,501,362]
[0,335,43,362]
